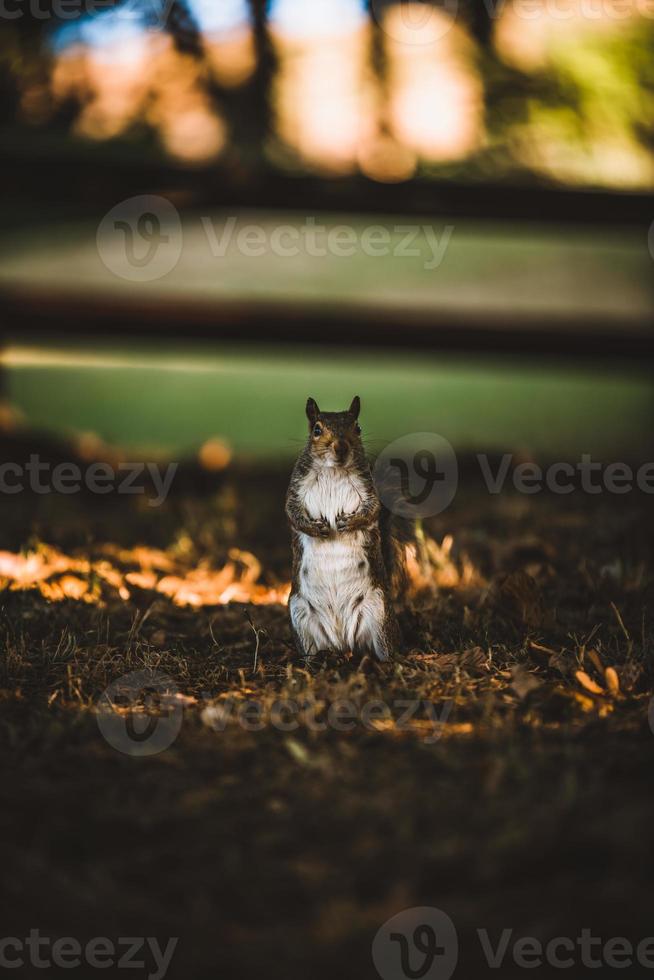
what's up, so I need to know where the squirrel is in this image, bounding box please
[285,396,406,662]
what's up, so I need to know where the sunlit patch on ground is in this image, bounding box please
[0,529,484,611]
[0,543,290,606]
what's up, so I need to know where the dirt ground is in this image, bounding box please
[0,437,653,979]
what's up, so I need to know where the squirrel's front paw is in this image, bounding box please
[336,511,357,532]
[309,517,331,538]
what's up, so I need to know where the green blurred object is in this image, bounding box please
[1,210,651,462]
[4,343,652,460]
[0,211,650,323]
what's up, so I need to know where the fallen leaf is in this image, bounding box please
[572,691,597,712]
[604,667,620,696]
[575,670,604,696]
[587,649,604,675]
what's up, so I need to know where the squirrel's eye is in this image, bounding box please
[355,423,361,435]
[313,423,323,437]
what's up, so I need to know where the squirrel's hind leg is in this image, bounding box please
[372,606,401,662]
[289,593,331,659]
[352,588,400,662]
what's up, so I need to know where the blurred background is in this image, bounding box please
[0,0,652,461]
[2,10,654,976]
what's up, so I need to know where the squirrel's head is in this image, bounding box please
[305,396,362,468]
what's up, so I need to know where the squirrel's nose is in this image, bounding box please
[333,440,348,461]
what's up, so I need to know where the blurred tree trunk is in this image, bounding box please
[164,0,204,57]
[247,0,276,157]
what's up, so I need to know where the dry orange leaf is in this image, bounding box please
[605,667,620,696]
[587,649,604,675]
[575,670,604,696]
[572,691,597,713]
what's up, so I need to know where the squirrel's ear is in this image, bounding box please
[348,395,361,419]
[306,398,320,424]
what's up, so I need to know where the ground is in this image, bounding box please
[0,438,653,979]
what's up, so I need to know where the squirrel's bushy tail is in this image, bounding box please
[380,509,414,602]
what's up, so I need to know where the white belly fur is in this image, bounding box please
[290,467,386,654]
[300,465,364,525]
